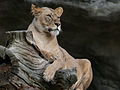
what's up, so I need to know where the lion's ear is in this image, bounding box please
[31,4,43,16]
[55,7,63,17]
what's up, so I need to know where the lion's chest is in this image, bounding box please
[35,38,60,59]
[32,31,61,59]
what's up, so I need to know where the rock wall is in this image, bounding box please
[0,0,120,90]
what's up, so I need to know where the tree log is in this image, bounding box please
[0,30,77,90]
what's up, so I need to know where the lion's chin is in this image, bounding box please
[50,30,59,36]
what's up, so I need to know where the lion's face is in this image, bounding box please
[31,5,63,36]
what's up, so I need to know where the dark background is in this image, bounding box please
[1,0,120,90]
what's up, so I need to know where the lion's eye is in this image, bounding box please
[45,15,52,24]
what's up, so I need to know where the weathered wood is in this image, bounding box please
[0,30,77,90]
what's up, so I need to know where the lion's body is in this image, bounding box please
[27,5,93,90]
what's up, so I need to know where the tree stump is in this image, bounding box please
[0,30,77,90]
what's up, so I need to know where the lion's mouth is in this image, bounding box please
[48,28,60,32]
[48,29,60,36]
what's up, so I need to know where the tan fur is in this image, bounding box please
[27,4,93,90]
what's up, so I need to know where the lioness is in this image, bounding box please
[27,4,93,90]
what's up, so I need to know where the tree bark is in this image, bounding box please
[0,30,77,90]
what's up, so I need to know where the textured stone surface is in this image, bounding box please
[27,0,120,18]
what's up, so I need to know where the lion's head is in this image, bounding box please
[31,4,63,36]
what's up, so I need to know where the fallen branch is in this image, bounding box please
[0,30,77,90]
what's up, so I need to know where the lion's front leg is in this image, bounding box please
[43,59,64,82]
[43,63,56,82]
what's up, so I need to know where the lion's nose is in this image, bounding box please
[55,23,60,27]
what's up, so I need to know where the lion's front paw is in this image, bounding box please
[43,65,56,82]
